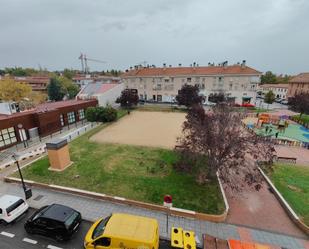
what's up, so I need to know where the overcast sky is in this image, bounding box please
[0,0,308,74]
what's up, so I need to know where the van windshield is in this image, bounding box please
[92,216,111,239]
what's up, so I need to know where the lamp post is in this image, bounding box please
[17,123,27,148]
[12,153,32,200]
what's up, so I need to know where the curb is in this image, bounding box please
[259,167,309,236]
[5,176,228,223]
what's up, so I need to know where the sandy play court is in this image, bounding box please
[90,111,186,149]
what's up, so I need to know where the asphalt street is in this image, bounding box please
[0,208,92,249]
[0,208,174,249]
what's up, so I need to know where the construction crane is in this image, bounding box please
[78,53,106,74]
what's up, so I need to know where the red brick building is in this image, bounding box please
[0,99,97,151]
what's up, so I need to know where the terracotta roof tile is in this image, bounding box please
[261,83,289,88]
[289,73,309,83]
[121,65,261,77]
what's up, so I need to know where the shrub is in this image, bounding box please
[85,107,97,122]
[85,106,117,122]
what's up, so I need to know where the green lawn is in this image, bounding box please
[293,114,309,125]
[13,118,224,214]
[268,164,309,226]
[136,105,187,113]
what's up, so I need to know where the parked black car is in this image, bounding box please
[24,204,82,241]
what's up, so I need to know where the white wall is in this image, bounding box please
[95,83,124,107]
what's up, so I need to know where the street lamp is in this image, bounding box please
[12,153,32,200]
[17,123,27,148]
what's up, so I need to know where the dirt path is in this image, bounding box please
[90,111,186,149]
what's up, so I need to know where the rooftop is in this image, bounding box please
[289,73,309,83]
[260,83,289,88]
[104,213,157,242]
[41,204,75,222]
[0,99,96,120]
[122,65,261,77]
[78,82,120,95]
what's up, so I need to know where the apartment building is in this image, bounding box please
[288,73,309,97]
[259,84,288,99]
[121,62,261,105]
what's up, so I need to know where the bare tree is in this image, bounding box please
[175,104,274,190]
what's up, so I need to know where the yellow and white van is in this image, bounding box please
[84,213,159,249]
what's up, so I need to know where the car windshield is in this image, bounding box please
[92,216,111,239]
[32,206,49,220]
[64,211,79,229]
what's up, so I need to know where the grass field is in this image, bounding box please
[293,114,309,125]
[14,115,224,214]
[268,164,309,226]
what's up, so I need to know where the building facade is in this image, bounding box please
[121,63,261,105]
[288,73,309,97]
[259,84,288,99]
[0,99,97,151]
[77,82,124,107]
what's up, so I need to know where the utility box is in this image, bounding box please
[46,139,72,171]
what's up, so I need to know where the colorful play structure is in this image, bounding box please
[243,113,309,146]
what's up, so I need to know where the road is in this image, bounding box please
[0,208,173,249]
[0,208,92,249]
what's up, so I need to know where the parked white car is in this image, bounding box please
[0,195,29,224]
[203,101,216,106]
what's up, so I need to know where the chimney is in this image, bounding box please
[169,65,172,67]
[178,63,182,67]
[208,62,211,66]
[163,63,166,68]
[223,61,228,68]
[193,62,196,67]
[241,60,246,68]
[130,66,133,70]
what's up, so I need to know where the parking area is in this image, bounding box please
[0,208,91,249]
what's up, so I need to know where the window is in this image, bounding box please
[164,79,169,83]
[0,127,17,148]
[67,112,76,124]
[171,77,174,82]
[92,216,111,239]
[60,114,64,126]
[95,237,111,247]
[78,109,85,120]
[187,78,191,82]
[157,84,162,90]
[157,95,162,102]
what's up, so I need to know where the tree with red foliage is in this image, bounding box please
[176,85,204,107]
[174,104,274,190]
[288,92,309,119]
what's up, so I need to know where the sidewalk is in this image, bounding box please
[0,181,308,249]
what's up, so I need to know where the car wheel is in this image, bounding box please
[0,219,8,226]
[25,227,33,234]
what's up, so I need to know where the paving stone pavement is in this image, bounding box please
[0,181,308,249]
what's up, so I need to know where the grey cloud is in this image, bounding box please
[0,0,308,74]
